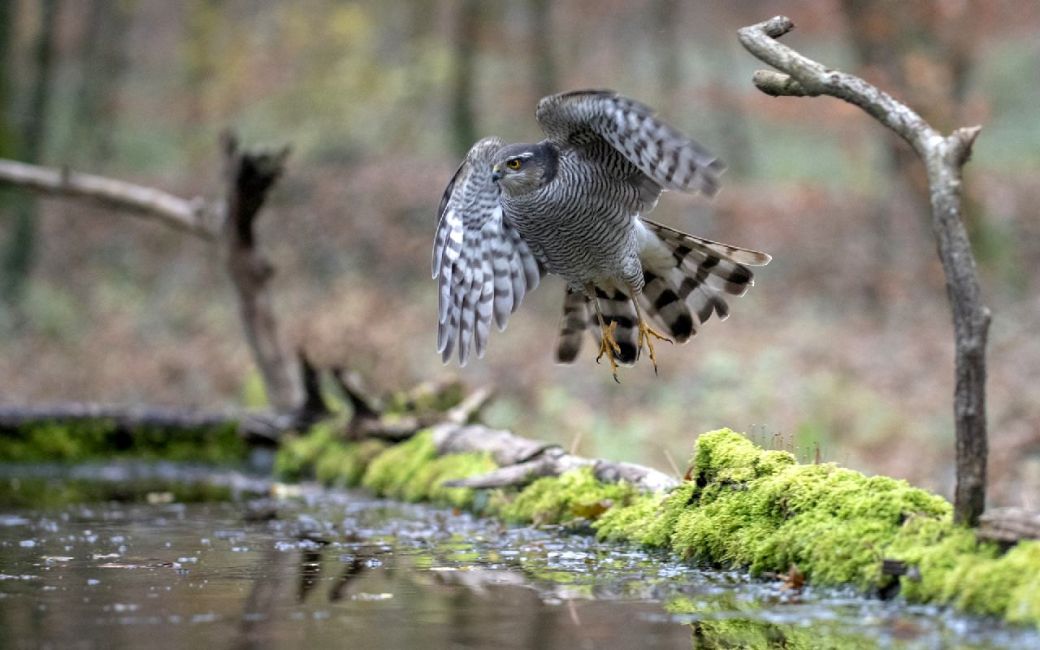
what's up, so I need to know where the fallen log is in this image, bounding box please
[978,507,1040,544]
[0,402,289,446]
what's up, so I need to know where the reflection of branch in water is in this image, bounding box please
[329,555,367,602]
[566,599,581,626]
[297,547,325,603]
[236,548,291,650]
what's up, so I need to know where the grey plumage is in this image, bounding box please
[433,89,770,370]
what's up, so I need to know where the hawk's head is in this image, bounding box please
[491,142,558,195]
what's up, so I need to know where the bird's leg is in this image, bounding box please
[629,286,672,375]
[588,284,621,383]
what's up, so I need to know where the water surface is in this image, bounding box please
[0,463,1034,649]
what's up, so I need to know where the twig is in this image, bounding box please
[738,16,990,525]
[444,387,494,425]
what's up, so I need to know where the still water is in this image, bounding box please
[0,463,1036,649]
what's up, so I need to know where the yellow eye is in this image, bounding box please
[506,159,522,170]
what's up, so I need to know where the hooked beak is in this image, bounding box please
[491,165,502,182]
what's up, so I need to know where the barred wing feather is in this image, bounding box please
[433,137,542,365]
[536,89,725,197]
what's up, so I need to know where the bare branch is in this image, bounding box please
[738,15,991,525]
[0,158,219,238]
[331,368,383,420]
[432,423,556,466]
[751,70,812,97]
[738,16,936,155]
[434,423,678,493]
[222,136,302,412]
[444,387,494,425]
[978,508,1040,544]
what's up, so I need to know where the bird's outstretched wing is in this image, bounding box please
[536,89,725,197]
[433,137,542,365]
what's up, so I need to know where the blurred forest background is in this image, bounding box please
[1,0,1038,506]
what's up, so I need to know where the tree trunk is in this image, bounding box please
[0,0,15,156]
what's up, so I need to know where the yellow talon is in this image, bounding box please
[595,320,622,383]
[638,320,672,375]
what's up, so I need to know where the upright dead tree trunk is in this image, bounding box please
[738,16,990,525]
[221,134,301,413]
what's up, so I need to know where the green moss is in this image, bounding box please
[0,419,247,463]
[1006,544,1040,625]
[498,467,639,526]
[407,452,497,509]
[0,477,236,510]
[361,429,438,499]
[883,517,1040,621]
[593,492,667,543]
[667,429,953,591]
[656,429,1040,626]
[385,381,465,415]
[0,420,114,460]
[314,439,389,488]
[274,420,343,480]
[689,428,797,485]
[639,481,697,547]
[274,425,494,509]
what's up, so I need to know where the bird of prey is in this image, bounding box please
[433,89,770,380]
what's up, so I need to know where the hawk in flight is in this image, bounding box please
[433,90,770,380]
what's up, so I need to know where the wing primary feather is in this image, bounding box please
[536,89,726,198]
[432,136,544,365]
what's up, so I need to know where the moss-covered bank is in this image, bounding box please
[279,426,1040,626]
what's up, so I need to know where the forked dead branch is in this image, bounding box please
[738,16,991,525]
[0,134,302,412]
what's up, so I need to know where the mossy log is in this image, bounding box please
[277,415,1040,628]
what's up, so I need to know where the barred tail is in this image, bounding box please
[635,218,770,344]
[555,288,588,363]
[554,286,640,366]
